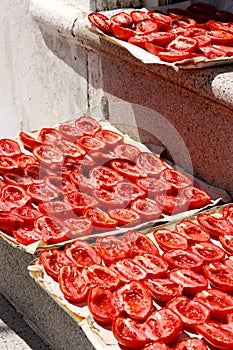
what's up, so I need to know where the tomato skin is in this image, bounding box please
[0,156,19,174]
[33,145,63,165]
[88,12,111,35]
[167,296,210,328]
[123,230,159,257]
[175,219,210,243]
[40,249,72,281]
[12,228,42,246]
[38,128,61,144]
[108,208,140,227]
[110,12,133,28]
[219,234,233,254]
[145,42,167,55]
[0,212,24,235]
[0,184,31,209]
[11,205,43,229]
[174,338,208,350]
[136,152,167,178]
[113,143,141,162]
[130,198,162,221]
[95,235,129,265]
[0,139,21,157]
[169,268,208,295]
[35,216,69,244]
[19,132,41,152]
[94,188,123,209]
[38,200,73,219]
[154,228,188,251]
[88,286,120,323]
[94,129,123,148]
[110,159,144,181]
[63,217,92,239]
[168,35,198,53]
[76,136,105,153]
[155,193,188,216]
[110,258,147,284]
[200,45,226,59]
[83,264,120,290]
[189,241,225,263]
[163,249,204,271]
[59,265,89,302]
[143,278,183,303]
[116,281,153,321]
[84,208,117,231]
[114,180,146,204]
[27,182,59,203]
[194,289,233,320]
[197,213,233,237]
[182,186,212,209]
[135,19,158,34]
[157,50,192,62]
[195,322,233,350]
[203,260,233,292]
[133,254,168,278]
[64,240,102,269]
[58,124,82,142]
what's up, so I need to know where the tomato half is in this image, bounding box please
[145,42,167,55]
[160,168,193,193]
[45,175,76,195]
[115,281,153,321]
[40,249,72,281]
[15,154,38,169]
[94,129,123,148]
[195,322,233,350]
[131,10,150,23]
[200,45,226,59]
[114,180,146,204]
[155,193,187,216]
[194,288,233,320]
[19,132,41,152]
[75,116,101,135]
[207,30,233,46]
[0,139,21,157]
[136,152,167,178]
[131,198,163,221]
[203,260,233,292]
[189,241,225,263]
[136,177,172,197]
[88,12,112,35]
[143,278,183,302]
[58,124,82,142]
[95,235,129,265]
[83,264,120,290]
[38,200,73,219]
[108,208,140,227]
[110,259,147,284]
[90,166,123,189]
[110,24,135,41]
[197,213,233,237]
[33,145,63,165]
[151,32,176,47]
[175,219,210,243]
[174,338,208,350]
[181,186,211,209]
[76,136,105,153]
[123,230,159,257]
[110,159,144,181]
[64,240,102,268]
[13,228,42,246]
[38,128,61,144]
[142,342,170,350]
[88,286,120,323]
[110,12,133,28]
[219,234,233,254]
[133,254,168,278]
[59,265,89,302]
[167,35,198,52]
[169,268,208,295]
[27,182,59,203]
[84,208,117,231]
[0,184,31,209]
[65,191,98,215]
[94,188,123,209]
[113,143,141,162]
[35,216,69,244]
[63,217,92,239]
[163,249,204,271]
[55,140,86,160]
[0,212,24,235]
[135,19,158,34]
[154,228,188,251]
[0,156,18,174]
[167,296,210,328]
[157,50,192,62]
[4,173,33,188]
[11,205,42,229]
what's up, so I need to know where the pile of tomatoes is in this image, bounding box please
[0,116,212,246]
[88,2,233,63]
[39,204,233,349]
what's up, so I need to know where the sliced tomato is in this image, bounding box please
[59,265,89,302]
[0,156,18,174]
[89,151,113,167]
[163,249,204,271]
[64,240,102,268]
[13,228,42,246]
[75,116,101,135]
[61,158,94,176]
[110,259,147,284]
[110,12,133,28]
[175,219,210,243]
[35,215,69,244]
[157,50,192,62]
[194,288,233,320]
[76,136,105,153]
[0,212,24,235]
[136,152,167,178]
[15,153,38,169]
[110,23,135,41]
[160,168,193,193]
[200,45,226,59]
[189,241,225,263]
[94,188,123,209]
[55,140,86,160]
[155,193,188,216]
[135,19,158,34]
[84,208,117,231]
[142,343,170,350]
[115,281,153,321]
[0,184,31,209]
[145,42,167,55]
[45,174,76,196]
[195,322,233,350]
[88,12,111,35]
[58,124,82,142]
[167,296,210,328]
[63,217,92,239]
[65,191,98,215]
[131,198,163,221]
[219,234,233,254]
[38,128,61,144]
[154,228,188,251]
[4,173,33,189]
[168,35,198,52]
[130,10,150,23]
[95,235,129,265]
[169,268,208,295]
[182,186,212,209]
[33,145,63,165]
[0,139,21,157]
[83,264,120,290]
[88,286,120,323]
[24,163,54,181]
[195,35,212,48]
[108,208,140,227]
[133,254,168,278]
[197,213,233,237]
[174,338,208,350]
[40,249,72,281]
[150,31,175,47]
[136,177,172,197]
[114,180,146,204]
[19,132,41,152]
[123,230,159,257]
[172,17,197,29]
[38,200,73,219]
[27,182,59,203]
[68,171,94,194]
[212,44,233,56]
[203,260,233,292]
[207,30,233,46]
[11,205,42,229]
[149,11,172,31]
[90,166,123,189]
[110,159,144,181]
[113,143,141,162]
[94,129,123,148]
[143,278,183,302]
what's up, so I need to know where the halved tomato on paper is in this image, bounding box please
[143,277,183,302]
[84,208,117,231]
[58,124,82,142]
[175,219,210,243]
[40,249,72,281]
[131,198,162,221]
[0,139,21,157]
[65,240,102,268]
[182,186,212,209]
[59,265,89,302]
[64,217,92,239]
[123,230,159,257]
[0,185,31,209]
[108,208,140,227]
[74,116,101,135]
[113,143,141,162]
[35,215,69,244]
[95,235,129,265]
[136,152,167,178]
[88,12,112,35]
[83,264,121,290]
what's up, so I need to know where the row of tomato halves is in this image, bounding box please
[88,2,233,62]
[0,115,212,245]
[39,204,233,350]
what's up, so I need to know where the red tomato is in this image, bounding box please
[155,193,187,216]
[62,158,94,176]
[123,230,159,257]
[94,188,123,209]
[55,140,86,160]
[172,17,197,29]
[214,11,233,23]
[88,151,113,167]
[35,215,69,244]
[94,129,123,148]
[150,32,175,47]
[154,228,188,251]
[195,35,212,48]
[219,234,233,254]
[110,159,144,181]
[203,260,233,292]
[200,45,226,59]
[131,198,163,221]
[143,278,183,302]
[90,166,123,189]
[167,35,198,52]
[175,219,210,243]
[15,154,38,168]
[207,30,233,46]
[110,12,133,28]
[174,338,208,350]
[149,11,172,24]
[75,116,101,135]
[115,281,153,321]
[65,191,98,215]
[83,264,120,290]
[38,200,73,219]
[65,240,101,268]
[95,235,129,265]
[19,132,41,152]
[24,163,53,181]
[133,254,168,278]
[157,50,192,62]
[145,42,167,55]
[169,268,208,295]
[163,249,204,271]
[39,249,72,281]
[227,312,233,324]
[142,342,170,350]
[0,139,21,157]
[63,217,92,238]
[167,296,210,328]
[84,208,117,231]
[160,168,193,193]
[38,128,61,144]
[108,208,140,227]
[110,259,147,284]
[114,180,146,204]
[0,156,18,174]
[27,182,59,203]
[88,286,120,323]
[4,173,33,189]
[45,174,76,195]
[88,12,111,35]
[194,288,233,320]
[136,152,167,177]
[13,228,42,245]
[195,322,233,350]
[212,44,233,56]
[182,186,212,209]
[11,205,42,229]
[110,24,135,41]
[76,136,105,153]
[130,10,150,23]
[68,172,93,194]
[136,177,172,197]
[0,185,31,209]
[197,213,233,237]
[113,143,141,162]
[33,145,63,165]
[59,265,89,302]
[0,212,24,234]
[58,124,82,142]
[135,19,158,34]
[189,241,225,263]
